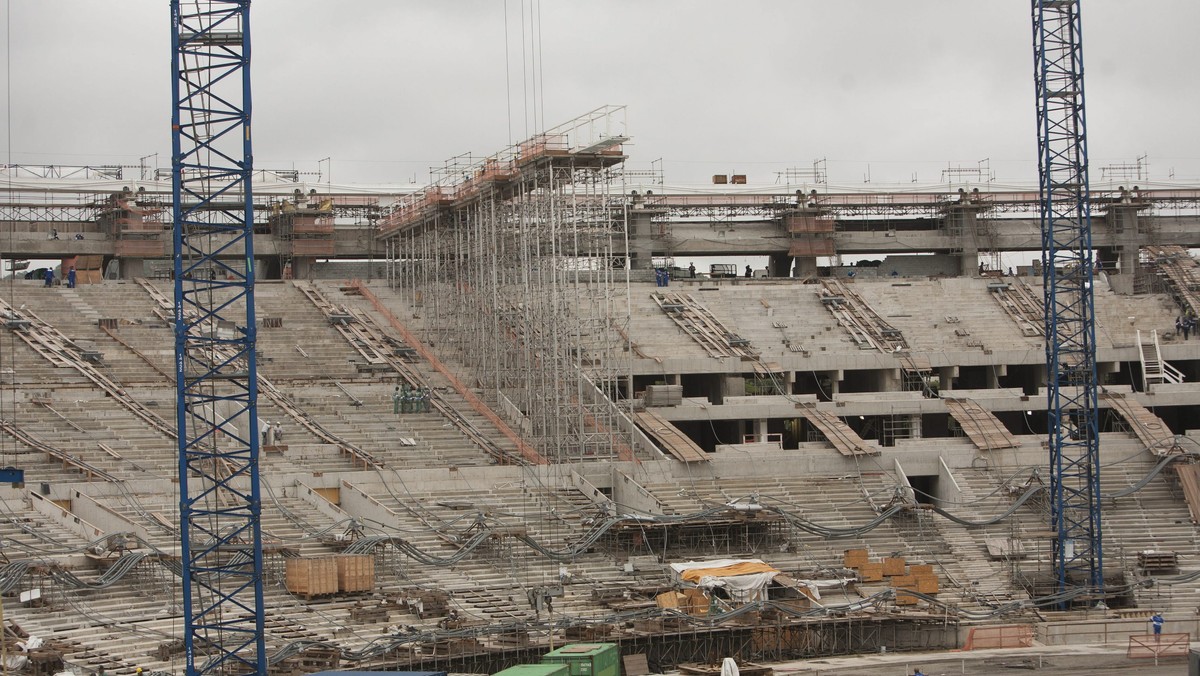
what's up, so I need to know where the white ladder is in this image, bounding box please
[1137,329,1185,391]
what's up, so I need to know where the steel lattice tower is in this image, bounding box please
[1032,0,1103,601]
[171,1,267,674]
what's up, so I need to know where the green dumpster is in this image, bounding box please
[494,665,572,676]
[542,643,619,676]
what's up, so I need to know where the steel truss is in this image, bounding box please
[1032,0,1103,600]
[171,1,266,674]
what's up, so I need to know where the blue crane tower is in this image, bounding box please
[171,1,267,674]
[1031,0,1104,602]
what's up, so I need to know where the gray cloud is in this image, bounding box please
[3,1,1196,186]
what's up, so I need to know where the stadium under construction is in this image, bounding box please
[2,101,1200,673]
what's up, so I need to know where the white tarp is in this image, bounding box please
[669,558,780,603]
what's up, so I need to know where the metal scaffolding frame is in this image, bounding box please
[382,107,635,463]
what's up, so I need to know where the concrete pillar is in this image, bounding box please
[626,209,658,271]
[724,375,746,400]
[1097,361,1118,384]
[292,256,318,280]
[793,256,818,278]
[754,418,769,441]
[946,203,988,276]
[825,370,841,396]
[986,364,1006,389]
[117,258,144,279]
[883,369,903,392]
[938,366,959,392]
[1106,205,1145,276]
[958,250,981,277]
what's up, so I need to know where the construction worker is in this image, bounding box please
[688,262,696,278]
[67,267,76,289]
[422,387,432,413]
[392,386,402,414]
[1151,610,1164,638]
[43,268,54,288]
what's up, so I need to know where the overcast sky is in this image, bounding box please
[3,1,1198,188]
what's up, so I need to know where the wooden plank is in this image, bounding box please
[1173,464,1200,524]
[945,398,1020,451]
[634,410,708,462]
[797,404,875,456]
[1102,393,1175,452]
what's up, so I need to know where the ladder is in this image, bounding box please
[1137,329,1184,391]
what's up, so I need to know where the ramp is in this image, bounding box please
[1102,393,1174,453]
[944,398,1020,451]
[797,404,876,456]
[633,410,709,463]
[1173,464,1200,524]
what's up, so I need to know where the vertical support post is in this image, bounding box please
[1032,0,1104,602]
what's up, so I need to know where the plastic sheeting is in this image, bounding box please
[670,559,781,603]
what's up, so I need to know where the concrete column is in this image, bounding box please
[1106,205,1145,277]
[958,250,981,277]
[794,256,818,278]
[754,418,769,441]
[627,209,658,271]
[883,369,903,392]
[117,258,144,279]
[909,414,923,439]
[292,256,318,280]
[947,203,988,276]
[825,370,841,396]
[938,366,958,392]
[724,375,746,400]
[986,364,1006,389]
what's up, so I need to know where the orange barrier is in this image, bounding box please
[1127,632,1189,661]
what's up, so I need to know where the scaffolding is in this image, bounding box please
[380,106,635,463]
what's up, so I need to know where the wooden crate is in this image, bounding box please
[882,557,907,576]
[915,575,939,595]
[843,548,869,568]
[285,556,338,598]
[890,574,916,591]
[336,554,375,592]
[772,597,811,613]
[858,562,884,582]
[681,588,710,616]
[909,564,934,576]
